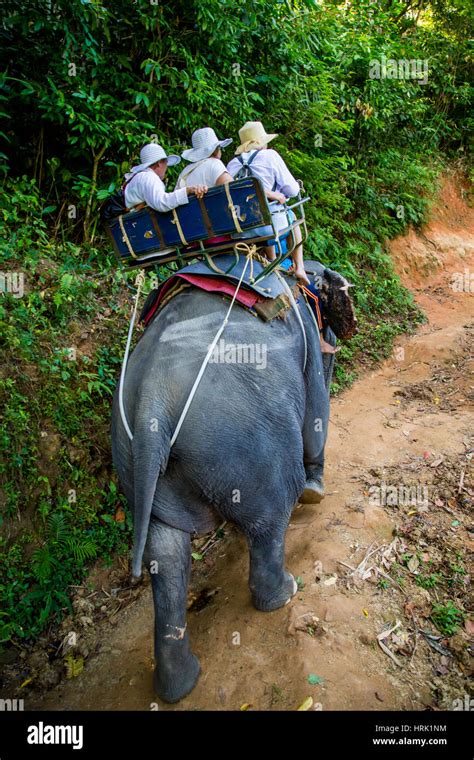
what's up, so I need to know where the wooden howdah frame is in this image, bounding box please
[106,176,309,279]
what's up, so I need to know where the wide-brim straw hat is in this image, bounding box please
[181,127,233,162]
[129,142,181,174]
[234,121,278,155]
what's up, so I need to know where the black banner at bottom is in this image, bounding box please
[0,709,471,757]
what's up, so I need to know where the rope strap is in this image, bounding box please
[171,209,189,246]
[118,271,146,441]
[225,183,243,233]
[204,254,228,275]
[301,286,323,349]
[203,249,240,275]
[118,215,137,259]
[301,285,324,330]
[169,244,257,447]
[274,270,307,372]
[235,241,256,282]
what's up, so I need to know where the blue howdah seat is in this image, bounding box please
[106,177,309,281]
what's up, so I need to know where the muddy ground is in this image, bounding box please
[6,175,473,712]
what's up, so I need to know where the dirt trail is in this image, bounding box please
[30,176,473,712]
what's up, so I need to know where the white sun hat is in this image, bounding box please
[234,121,278,155]
[129,143,181,175]
[181,127,233,163]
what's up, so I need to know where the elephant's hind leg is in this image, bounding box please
[247,530,298,612]
[144,516,200,703]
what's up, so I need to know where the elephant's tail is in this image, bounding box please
[130,427,170,577]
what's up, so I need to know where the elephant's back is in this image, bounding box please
[124,287,306,444]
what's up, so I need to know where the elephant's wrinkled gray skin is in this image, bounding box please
[111,267,334,702]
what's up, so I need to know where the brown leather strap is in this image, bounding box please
[197,196,214,237]
[124,201,147,214]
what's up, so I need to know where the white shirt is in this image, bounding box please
[175,157,228,189]
[124,168,188,213]
[226,149,300,198]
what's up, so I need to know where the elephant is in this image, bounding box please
[111,259,336,703]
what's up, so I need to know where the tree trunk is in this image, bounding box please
[83,145,106,243]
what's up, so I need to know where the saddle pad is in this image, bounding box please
[179,275,259,308]
[173,252,289,299]
[141,274,262,327]
[140,253,291,326]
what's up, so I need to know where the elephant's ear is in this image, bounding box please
[320,268,358,341]
[302,260,357,341]
[303,259,326,282]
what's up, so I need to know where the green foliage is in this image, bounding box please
[431,601,466,637]
[0,492,132,643]
[416,572,443,589]
[1,0,471,241]
[0,179,134,644]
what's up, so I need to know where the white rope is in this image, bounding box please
[274,270,307,372]
[169,247,254,447]
[119,271,145,441]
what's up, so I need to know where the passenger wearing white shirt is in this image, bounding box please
[227,149,300,202]
[227,121,309,284]
[124,142,207,213]
[175,127,234,190]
